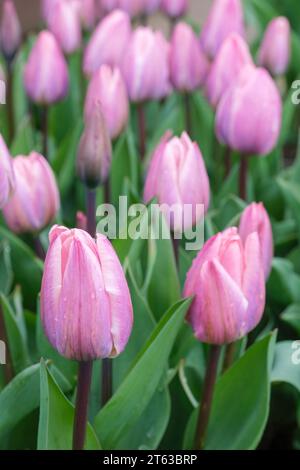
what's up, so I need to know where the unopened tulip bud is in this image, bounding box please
[0,0,22,62]
[200,0,245,60]
[239,203,273,279]
[170,22,209,92]
[2,152,60,233]
[0,133,15,209]
[161,0,187,18]
[41,225,133,361]
[216,65,282,155]
[141,0,161,14]
[41,0,60,22]
[84,65,129,140]
[70,0,96,30]
[24,31,69,105]
[83,9,131,76]
[184,227,266,344]
[205,33,252,108]
[76,211,88,230]
[48,0,82,54]
[77,101,112,188]
[258,17,290,76]
[144,131,210,232]
[101,0,118,13]
[118,0,143,16]
[122,27,171,102]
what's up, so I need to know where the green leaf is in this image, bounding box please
[184,333,277,450]
[0,227,43,310]
[271,341,300,393]
[1,294,30,373]
[110,128,140,207]
[38,360,100,450]
[10,116,35,156]
[94,298,191,449]
[146,207,181,319]
[267,258,300,306]
[190,92,215,165]
[281,304,300,335]
[277,177,300,237]
[0,362,71,442]
[0,240,13,295]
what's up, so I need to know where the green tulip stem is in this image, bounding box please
[41,105,49,160]
[224,146,232,179]
[0,304,14,383]
[194,344,221,450]
[6,60,15,144]
[86,189,96,238]
[72,360,93,450]
[183,93,192,136]
[172,233,179,267]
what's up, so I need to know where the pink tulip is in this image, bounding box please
[83,9,131,77]
[200,0,245,60]
[0,0,22,62]
[144,131,210,232]
[84,65,129,139]
[258,17,291,76]
[184,227,266,344]
[77,100,112,188]
[23,31,69,104]
[122,27,171,102]
[239,203,273,279]
[71,0,97,30]
[0,133,15,209]
[141,0,161,14]
[170,22,209,92]
[216,65,282,155]
[118,0,144,16]
[48,0,82,54]
[101,0,118,13]
[161,0,187,18]
[41,0,60,21]
[76,211,88,230]
[41,225,133,361]
[205,33,252,108]
[2,152,60,234]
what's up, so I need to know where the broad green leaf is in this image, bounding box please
[1,294,30,373]
[10,116,35,155]
[94,298,191,449]
[0,363,71,442]
[190,92,214,165]
[267,258,300,306]
[38,360,100,450]
[0,227,43,309]
[281,304,300,335]
[277,177,300,237]
[0,240,13,295]
[184,333,277,450]
[146,207,181,319]
[271,341,300,392]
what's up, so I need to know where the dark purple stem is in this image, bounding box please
[137,103,146,160]
[239,155,248,200]
[172,233,179,267]
[194,345,221,450]
[6,61,14,144]
[72,361,93,450]
[222,342,236,373]
[33,236,45,261]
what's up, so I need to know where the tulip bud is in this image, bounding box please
[200,0,245,60]
[83,9,131,77]
[184,227,266,344]
[205,33,252,108]
[161,0,187,18]
[118,0,144,16]
[41,0,60,22]
[0,0,22,63]
[170,22,209,92]
[101,0,118,13]
[76,211,88,230]
[0,133,15,209]
[48,0,82,54]
[78,0,97,31]
[77,100,112,188]
[216,65,282,155]
[258,17,291,76]
[122,27,171,102]
[141,0,161,14]
[24,31,69,105]
[84,65,129,140]
[41,225,133,361]
[2,152,60,234]
[144,131,210,232]
[239,203,273,279]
